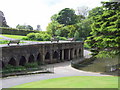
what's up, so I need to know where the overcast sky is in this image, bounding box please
[0,0,109,30]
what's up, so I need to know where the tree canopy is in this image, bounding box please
[86,2,120,57]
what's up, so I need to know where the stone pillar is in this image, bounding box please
[81,43,84,57]
[50,51,53,63]
[62,49,64,61]
[76,48,79,58]
[68,49,71,60]
[41,46,45,64]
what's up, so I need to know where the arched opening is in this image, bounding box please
[79,49,81,56]
[64,49,69,60]
[19,56,26,66]
[37,53,42,64]
[74,49,77,56]
[45,52,50,59]
[53,51,59,59]
[28,55,35,63]
[8,57,17,66]
[2,61,5,68]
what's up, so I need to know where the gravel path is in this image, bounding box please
[1,50,109,88]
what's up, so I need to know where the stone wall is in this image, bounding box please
[1,42,84,68]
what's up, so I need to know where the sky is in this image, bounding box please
[0,0,109,31]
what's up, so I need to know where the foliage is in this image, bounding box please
[26,32,51,41]
[56,36,67,40]
[0,40,9,44]
[24,62,39,68]
[74,30,80,41]
[56,8,77,26]
[16,24,33,30]
[86,2,120,57]
[0,27,39,36]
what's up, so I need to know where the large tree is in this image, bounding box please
[86,2,120,57]
[56,8,77,26]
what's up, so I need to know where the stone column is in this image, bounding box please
[62,49,64,61]
[81,43,84,57]
[50,51,53,63]
[76,48,79,58]
[68,49,71,60]
[41,46,45,64]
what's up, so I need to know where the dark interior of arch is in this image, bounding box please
[45,52,50,59]
[8,57,16,66]
[53,51,59,59]
[19,56,26,66]
[64,49,69,60]
[28,55,35,63]
[37,53,41,61]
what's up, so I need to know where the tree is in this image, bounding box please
[46,21,63,36]
[86,2,120,57]
[56,8,77,26]
[16,24,33,30]
[74,30,80,40]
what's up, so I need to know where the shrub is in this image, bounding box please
[26,32,51,41]
[24,62,39,68]
[56,36,67,40]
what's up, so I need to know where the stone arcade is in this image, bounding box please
[1,41,84,68]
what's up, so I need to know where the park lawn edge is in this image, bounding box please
[11,76,119,88]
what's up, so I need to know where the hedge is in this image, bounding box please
[0,27,40,36]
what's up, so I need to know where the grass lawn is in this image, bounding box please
[12,76,118,88]
[0,37,3,39]
[0,40,9,44]
[1,34,26,39]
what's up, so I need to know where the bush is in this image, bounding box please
[24,62,39,68]
[0,27,39,36]
[26,32,51,41]
[27,33,36,40]
[56,36,67,40]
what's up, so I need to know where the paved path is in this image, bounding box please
[1,50,109,88]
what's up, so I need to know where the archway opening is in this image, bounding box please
[45,52,50,60]
[64,49,69,60]
[28,55,35,63]
[79,49,81,56]
[53,51,59,59]
[19,56,26,66]
[8,57,16,66]
[37,53,42,64]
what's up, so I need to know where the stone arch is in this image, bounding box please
[19,56,26,66]
[53,51,59,59]
[8,57,17,66]
[37,53,42,64]
[45,52,50,59]
[2,61,5,68]
[28,55,35,63]
[79,48,81,56]
[64,49,69,60]
[74,49,77,56]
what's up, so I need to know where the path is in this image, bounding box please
[1,50,109,88]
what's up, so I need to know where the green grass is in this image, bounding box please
[0,40,9,44]
[12,76,118,88]
[1,34,26,39]
[0,37,3,39]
